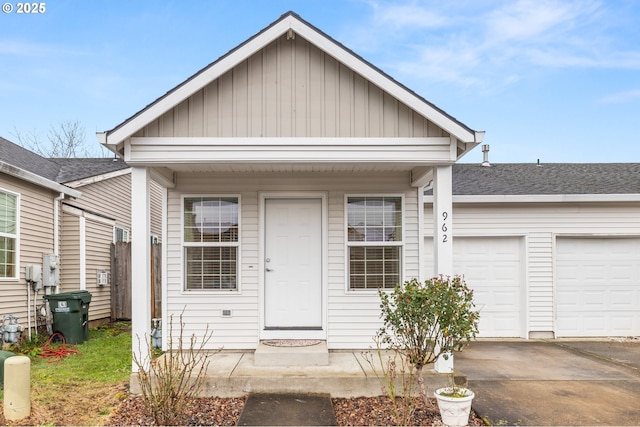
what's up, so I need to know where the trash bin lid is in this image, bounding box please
[44,290,92,304]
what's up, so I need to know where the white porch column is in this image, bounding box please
[131,166,151,372]
[433,165,453,276]
[432,164,454,373]
[417,186,426,282]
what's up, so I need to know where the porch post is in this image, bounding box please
[417,186,426,282]
[433,165,453,277]
[432,164,454,373]
[131,166,151,372]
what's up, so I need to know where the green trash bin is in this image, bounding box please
[45,291,92,344]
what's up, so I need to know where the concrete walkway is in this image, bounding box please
[456,340,640,426]
[237,392,337,426]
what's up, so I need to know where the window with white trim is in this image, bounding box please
[0,190,18,279]
[114,226,130,243]
[183,196,239,291]
[347,196,402,290]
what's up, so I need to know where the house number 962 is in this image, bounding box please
[442,211,449,243]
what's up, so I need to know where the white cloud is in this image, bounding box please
[370,2,448,29]
[351,0,640,90]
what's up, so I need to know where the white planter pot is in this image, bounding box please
[434,387,475,427]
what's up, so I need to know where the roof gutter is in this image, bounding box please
[424,194,640,203]
[0,161,81,198]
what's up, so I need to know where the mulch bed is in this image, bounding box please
[108,395,485,426]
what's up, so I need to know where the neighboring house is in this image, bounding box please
[54,158,162,322]
[98,12,485,351]
[0,136,81,335]
[424,160,640,339]
[0,136,161,336]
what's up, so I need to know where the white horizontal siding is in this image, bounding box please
[165,172,419,349]
[424,201,640,337]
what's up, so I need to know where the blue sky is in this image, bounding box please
[1,0,639,163]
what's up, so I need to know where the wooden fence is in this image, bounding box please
[111,242,162,320]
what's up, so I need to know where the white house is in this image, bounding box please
[98,12,484,353]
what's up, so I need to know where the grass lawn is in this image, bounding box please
[1,321,132,426]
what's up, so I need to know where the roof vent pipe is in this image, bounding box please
[481,144,491,167]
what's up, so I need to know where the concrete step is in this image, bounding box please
[254,340,329,366]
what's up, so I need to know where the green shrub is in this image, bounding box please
[377,275,479,403]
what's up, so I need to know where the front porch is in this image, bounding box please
[129,345,464,398]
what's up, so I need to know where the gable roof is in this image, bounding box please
[0,136,128,196]
[99,11,483,151]
[425,163,640,198]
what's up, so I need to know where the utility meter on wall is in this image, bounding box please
[42,254,60,287]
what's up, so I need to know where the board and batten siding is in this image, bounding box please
[423,201,640,337]
[134,34,447,140]
[165,172,420,349]
[0,175,56,326]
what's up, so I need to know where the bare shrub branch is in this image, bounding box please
[132,311,218,426]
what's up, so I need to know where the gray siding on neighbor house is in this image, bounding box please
[60,212,80,293]
[0,174,56,326]
[60,172,163,323]
[67,174,131,234]
[68,172,163,240]
[84,217,113,321]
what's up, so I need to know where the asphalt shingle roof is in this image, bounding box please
[50,157,129,183]
[447,163,640,195]
[0,136,128,184]
[0,136,61,181]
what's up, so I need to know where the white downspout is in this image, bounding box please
[54,193,64,257]
[44,192,65,335]
[417,186,425,282]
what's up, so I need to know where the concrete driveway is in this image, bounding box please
[455,340,640,426]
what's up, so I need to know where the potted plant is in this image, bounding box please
[434,380,475,427]
[378,275,479,426]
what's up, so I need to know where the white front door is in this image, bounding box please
[264,198,323,332]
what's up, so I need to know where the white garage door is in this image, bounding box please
[425,236,524,337]
[556,238,640,337]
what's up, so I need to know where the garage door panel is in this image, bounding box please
[484,314,522,336]
[455,237,523,337]
[425,236,524,338]
[611,291,636,307]
[556,238,640,337]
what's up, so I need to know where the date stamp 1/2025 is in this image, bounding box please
[2,2,46,14]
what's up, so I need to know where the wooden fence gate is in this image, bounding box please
[111,242,162,320]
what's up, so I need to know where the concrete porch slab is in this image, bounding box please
[129,350,459,398]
